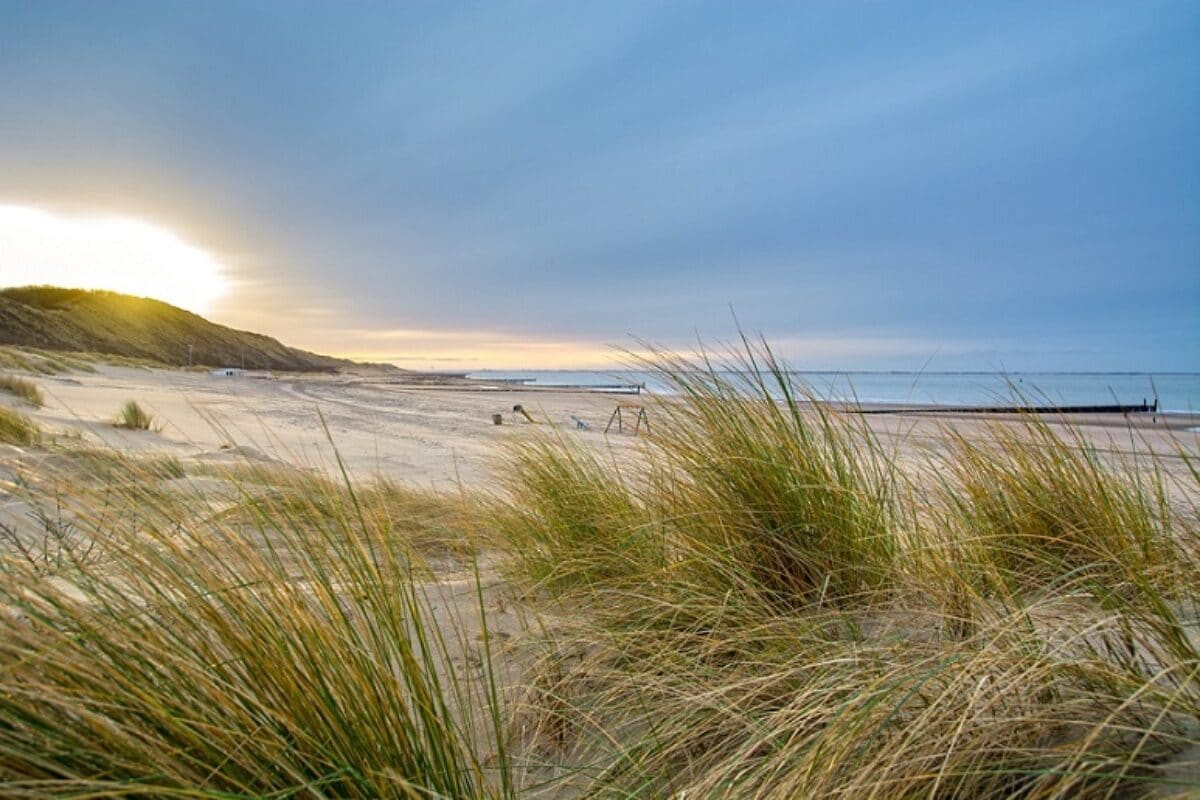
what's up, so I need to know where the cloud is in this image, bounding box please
[1,3,1195,370]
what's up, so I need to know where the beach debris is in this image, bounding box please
[570,415,589,430]
[492,413,503,425]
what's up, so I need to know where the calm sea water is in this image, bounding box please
[467,370,1200,414]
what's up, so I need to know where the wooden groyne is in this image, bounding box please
[856,400,1158,415]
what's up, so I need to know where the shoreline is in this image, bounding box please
[0,362,1194,491]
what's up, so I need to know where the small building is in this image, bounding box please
[210,367,246,377]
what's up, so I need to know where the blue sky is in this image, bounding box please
[1,1,1197,370]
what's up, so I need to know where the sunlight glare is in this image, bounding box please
[0,205,228,314]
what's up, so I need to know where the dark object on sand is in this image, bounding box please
[857,399,1159,415]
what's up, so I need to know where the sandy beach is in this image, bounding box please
[11,363,1197,489]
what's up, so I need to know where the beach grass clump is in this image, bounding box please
[498,336,901,610]
[0,373,44,406]
[939,417,1179,591]
[220,463,486,560]
[495,337,1199,797]
[0,346,51,374]
[113,399,156,430]
[0,345,93,375]
[640,338,902,608]
[0,405,41,446]
[0,451,510,798]
[498,433,661,591]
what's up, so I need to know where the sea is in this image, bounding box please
[466,370,1200,414]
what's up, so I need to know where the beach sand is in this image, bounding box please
[9,363,1196,489]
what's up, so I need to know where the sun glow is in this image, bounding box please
[0,205,229,314]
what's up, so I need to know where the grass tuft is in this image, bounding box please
[497,336,902,611]
[113,399,156,430]
[0,445,511,798]
[0,406,41,445]
[0,373,44,406]
[939,416,1180,591]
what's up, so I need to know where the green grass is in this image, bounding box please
[939,416,1181,591]
[499,432,661,591]
[0,406,41,445]
[1,286,348,371]
[1,337,1197,798]
[0,373,44,407]
[0,447,511,798]
[498,337,903,611]
[113,399,156,430]
[640,338,902,609]
[492,336,1200,798]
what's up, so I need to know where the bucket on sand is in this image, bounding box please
[492,413,503,425]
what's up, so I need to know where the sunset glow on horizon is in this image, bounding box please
[0,205,229,314]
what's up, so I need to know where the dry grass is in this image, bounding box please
[1,339,1196,798]
[494,337,1200,798]
[0,406,41,446]
[0,345,96,375]
[113,399,156,430]
[0,374,44,407]
[0,447,512,798]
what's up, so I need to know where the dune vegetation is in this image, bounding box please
[0,373,44,407]
[0,406,42,446]
[495,341,1199,798]
[0,344,97,375]
[0,339,1196,798]
[113,399,157,431]
[0,449,508,798]
[0,286,354,371]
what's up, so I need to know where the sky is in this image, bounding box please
[0,1,1197,371]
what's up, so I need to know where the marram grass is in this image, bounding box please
[0,405,41,446]
[496,337,1200,798]
[113,399,156,430]
[0,373,44,407]
[939,414,1179,591]
[0,449,512,798]
[498,337,904,612]
[1,339,1197,798]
